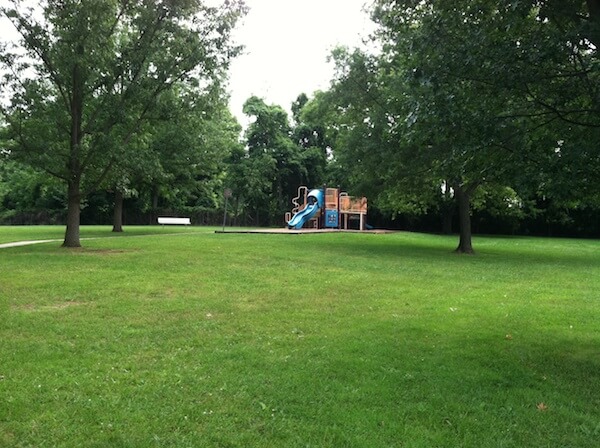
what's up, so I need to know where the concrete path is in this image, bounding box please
[0,239,62,249]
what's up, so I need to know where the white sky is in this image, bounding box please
[0,1,376,127]
[227,0,375,127]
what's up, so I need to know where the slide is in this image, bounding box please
[287,202,320,229]
[287,189,323,229]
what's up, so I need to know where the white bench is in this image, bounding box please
[158,217,191,226]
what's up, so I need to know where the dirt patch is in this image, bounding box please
[65,248,135,255]
[13,301,88,313]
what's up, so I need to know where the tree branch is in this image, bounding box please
[83,4,168,136]
[525,85,600,128]
[4,9,72,114]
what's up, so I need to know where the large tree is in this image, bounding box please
[224,95,329,227]
[375,0,600,250]
[240,96,304,226]
[318,0,600,252]
[144,85,242,224]
[292,93,329,188]
[106,82,241,231]
[1,0,246,246]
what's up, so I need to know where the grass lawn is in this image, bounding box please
[1,226,599,447]
[0,224,201,245]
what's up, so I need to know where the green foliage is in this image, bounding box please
[313,0,600,246]
[0,158,65,223]
[291,92,309,125]
[231,96,315,226]
[143,86,242,213]
[0,0,247,245]
[370,0,600,195]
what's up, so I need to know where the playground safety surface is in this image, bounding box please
[215,228,395,235]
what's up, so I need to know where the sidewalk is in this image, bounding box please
[0,239,61,249]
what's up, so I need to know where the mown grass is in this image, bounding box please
[1,226,599,447]
[0,224,202,245]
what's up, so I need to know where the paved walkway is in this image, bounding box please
[0,239,62,249]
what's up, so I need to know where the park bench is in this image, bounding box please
[158,217,191,226]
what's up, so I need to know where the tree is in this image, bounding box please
[241,96,305,225]
[291,94,329,188]
[318,0,600,252]
[104,82,241,231]
[146,85,242,223]
[309,48,448,233]
[360,2,537,252]
[1,0,246,246]
[223,95,330,227]
[0,155,65,224]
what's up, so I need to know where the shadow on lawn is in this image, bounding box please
[311,234,600,270]
[312,319,600,442]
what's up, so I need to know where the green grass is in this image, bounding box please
[0,224,203,245]
[1,226,599,447]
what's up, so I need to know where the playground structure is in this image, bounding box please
[285,186,368,230]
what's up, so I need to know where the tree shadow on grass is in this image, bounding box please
[309,233,600,270]
[295,319,600,446]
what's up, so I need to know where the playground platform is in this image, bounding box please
[214,228,394,235]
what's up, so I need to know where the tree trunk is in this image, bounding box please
[63,178,82,247]
[151,188,159,224]
[455,184,474,254]
[63,52,84,248]
[112,189,124,232]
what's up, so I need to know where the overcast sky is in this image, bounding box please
[0,1,376,127]
[228,0,375,127]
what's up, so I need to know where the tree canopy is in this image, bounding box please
[311,0,600,251]
[2,1,600,246]
[1,0,246,246]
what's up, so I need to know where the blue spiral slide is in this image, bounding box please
[287,189,323,229]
